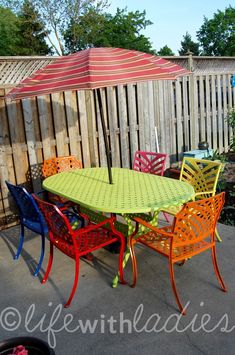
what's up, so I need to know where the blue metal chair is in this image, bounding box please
[5,181,48,276]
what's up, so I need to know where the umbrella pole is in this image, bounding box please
[96,88,113,184]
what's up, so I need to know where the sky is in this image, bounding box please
[108,0,233,54]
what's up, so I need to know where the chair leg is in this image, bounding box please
[42,242,54,284]
[215,228,222,242]
[169,261,186,315]
[64,256,80,308]
[14,223,25,260]
[34,233,45,277]
[163,212,171,223]
[129,242,138,288]
[211,246,227,292]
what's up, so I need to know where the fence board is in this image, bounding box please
[85,91,99,167]
[37,95,55,159]
[95,89,107,167]
[127,84,138,161]
[205,75,212,148]
[107,86,120,167]
[77,91,90,167]
[222,76,229,150]
[217,75,223,153]
[118,85,129,168]
[182,77,189,151]
[51,92,69,157]
[211,75,217,150]
[175,80,183,159]
[64,90,82,161]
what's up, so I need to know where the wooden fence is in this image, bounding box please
[0,72,235,229]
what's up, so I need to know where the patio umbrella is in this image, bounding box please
[5,47,190,184]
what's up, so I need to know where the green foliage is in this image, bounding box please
[17,0,51,55]
[64,7,155,54]
[0,6,21,55]
[178,32,199,55]
[197,6,235,56]
[157,45,174,56]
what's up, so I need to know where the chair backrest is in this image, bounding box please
[172,192,225,248]
[42,156,82,178]
[180,157,222,197]
[42,158,57,178]
[5,181,43,223]
[133,151,168,176]
[33,195,74,245]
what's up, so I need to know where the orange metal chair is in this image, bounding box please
[162,157,223,241]
[42,155,82,178]
[33,195,126,308]
[129,193,227,315]
[42,156,83,205]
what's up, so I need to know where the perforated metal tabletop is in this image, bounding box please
[43,167,195,214]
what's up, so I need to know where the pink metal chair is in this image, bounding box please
[33,195,126,308]
[133,151,168,176]
[133,151,170,222]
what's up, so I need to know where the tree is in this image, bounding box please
[178,32,199,55]
[197,6,235,56]
[17,0,51,55]
[0,6,21,55]
[0,0,109,55]
[157,45,174,56]
[64,7,155,54]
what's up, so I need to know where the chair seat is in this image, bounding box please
[51,228,118,258]
[137,232,213,262]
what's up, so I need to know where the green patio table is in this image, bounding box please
[42,167,195,286]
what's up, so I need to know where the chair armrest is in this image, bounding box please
[195,191,213,198]
[133,217,174,238]
[74,216,117,235]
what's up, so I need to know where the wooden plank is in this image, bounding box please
[211,74,217,150]
[141,82,150,151]
[199,76,206,142]
[168,81,177,163]
[189,74,198,150]
[162,80,171,156]
[182,76,189,151]
[158,81,166,153]
[175,79,183,160]
[147,81,156,152]
[64,90,82,161]
[22,98,41,192]
[51,92,69,156]
[138,82,146,151]
[85,91,99,167]
[95,88,106,167]
[77,90,91,167]
[127,84,138,161]
[117,85,129,168]
[205,75,212,148]
[222,75,229,151]
[5,100,29,185]
[37,95,55,159]
[107,86,120,167]
[217,75,223,153]
[227,74,233,145]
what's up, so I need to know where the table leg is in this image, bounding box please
[112,211,159,288]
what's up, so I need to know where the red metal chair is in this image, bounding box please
[33,195,126,308]
[133,151,170,222]
[129,193,227,315]
[133,151,168,176]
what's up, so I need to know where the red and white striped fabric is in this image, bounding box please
[6,47,190,100]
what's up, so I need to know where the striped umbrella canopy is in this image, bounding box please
[6,47,190,183]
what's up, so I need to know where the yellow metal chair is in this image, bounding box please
[162,157,223,241]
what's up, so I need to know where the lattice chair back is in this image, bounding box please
[133,151,168,176]
[34,196,74,247]
[6,181,43,223]
[54,156,82,173]
[42,158,57,178]
[180,158,222,198]
[172,192,225,250]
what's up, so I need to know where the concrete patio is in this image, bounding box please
[0,221,235,354]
